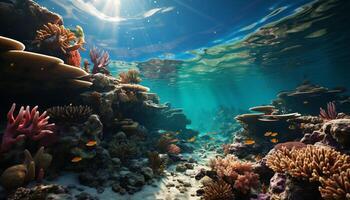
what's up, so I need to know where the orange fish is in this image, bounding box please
[187,136,196,142]
[270,132,278,137]
[264,131,272,136]
[270,138,279,143]
[86,140,97,147]
[71,156,82,163]
[244,139,255,145]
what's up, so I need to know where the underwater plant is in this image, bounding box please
[46,105,93,124]
[320,101,337,120]
[1,104,55,152]
[118,69,142,84]
[203,179,235,200]
[89,47,111,75]
[147,151,166,175]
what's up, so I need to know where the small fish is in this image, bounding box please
[86,140,97,147]
[244,139,255,145]
[270,138,279,143]
[264,131,272,136]
[303,101,309,104]
[71,156,82,163]
[270,132,278,137]
[187,136,196,143]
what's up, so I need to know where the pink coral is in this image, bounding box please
[320,102,337,121]
[167,144,181,155]
[233,172,259,194]
[90,47,111,75]
[1,104,55,152]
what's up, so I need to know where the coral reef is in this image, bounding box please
[90,47,111,75]
[47,105,93,124]
[203,179,235,200]
[319,168,350,200]
[1,103,55,152]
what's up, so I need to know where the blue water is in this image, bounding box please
[38,0,350,131]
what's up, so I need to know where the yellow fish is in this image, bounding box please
[270,132,278,137]
[86,140,97,147]
[264,131,272,137]
[187,136,196,143]
[244,139,255,145]
[71,156,82,163]
[270,138,279,143]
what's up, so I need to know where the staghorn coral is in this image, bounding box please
[147,151,166,175]
[47,105,93,124]
[118,69,142,84]
[266,145,350,182]
[1,103,55,152]
[34,23,85,54]
[203,179,235,200]
[320,102,338,121]
[90,47,111,75]
[319,168,350,200]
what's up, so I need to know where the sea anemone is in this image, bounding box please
[118,69,142,84]
[203,179,235,200]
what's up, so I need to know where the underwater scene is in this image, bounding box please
[0,0,350,199]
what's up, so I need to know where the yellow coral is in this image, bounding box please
[266,145,350,182]
[319,168,350,200]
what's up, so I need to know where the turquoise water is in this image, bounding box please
[109,0,350,131]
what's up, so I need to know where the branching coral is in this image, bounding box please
[90,47,111,75]
[209,155,259,193]
[266,145,350,182]
[46,105,93,124]
[319,168,350,200]
[320,102,337,121]
[1,103,55,152]
[34,23,85,54]
[118,69,142,84]
[203,179,235,200]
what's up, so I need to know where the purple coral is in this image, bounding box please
[90,47,111,75]
[1,103,55,152]
[320,102,337,120]
[270,173,286,193]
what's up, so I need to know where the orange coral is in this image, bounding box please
[233,172,259,194]
[319,168,350,200]
[35,23,85,54]
[118,69,142,84]
[203,179,235,200]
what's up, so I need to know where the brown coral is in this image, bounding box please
[118,69,142,84]
[35,23,85,54]
[203,179,235,200]
[266,145,350,182]
[319,168,350,200]
[47,105,93,124]
[233,172,259,194]
[148,151,166,175]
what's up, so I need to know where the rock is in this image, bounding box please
[75,192,99,200]
[200,176,213,186]
[184,163,194,170]
[47,193,73,200]
[270,173,287,193]
[175,163,187,172]
[196,188,205,196]
[125,173,145,187]
[195,169,206,180]
[141,167,154,180]
[183,182,191,187]
[166,183,175,188]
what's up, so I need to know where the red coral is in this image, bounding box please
[320,102,337,120]
[1,104,55,152]
[167,144,181,155]
[66,50,81,67]
[233,171,259,194]
[90,47,111,75]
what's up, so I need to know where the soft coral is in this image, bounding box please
[1,103,55,152]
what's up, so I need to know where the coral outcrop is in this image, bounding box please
[47,105,93,124]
